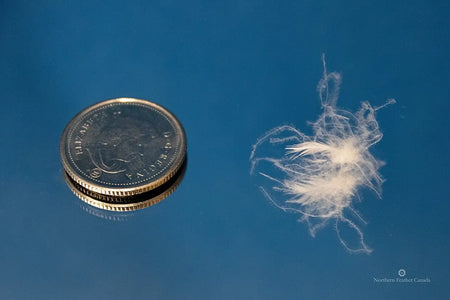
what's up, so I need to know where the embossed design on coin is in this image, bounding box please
[60,98,186,196]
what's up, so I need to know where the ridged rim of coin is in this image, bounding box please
[63,159,186,211]
[60,98,186,196]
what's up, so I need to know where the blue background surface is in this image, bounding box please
[0,1,449,299]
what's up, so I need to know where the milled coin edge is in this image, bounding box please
[63,160,186,211]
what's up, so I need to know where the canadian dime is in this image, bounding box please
[60,98,186,197]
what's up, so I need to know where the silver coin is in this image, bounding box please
[60,98,186,196]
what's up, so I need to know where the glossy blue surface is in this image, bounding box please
[0,1,449,299]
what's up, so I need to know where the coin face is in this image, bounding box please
[60,98,186,196]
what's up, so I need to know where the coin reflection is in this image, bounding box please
[64,159,187,212]
[78,202,136,221]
